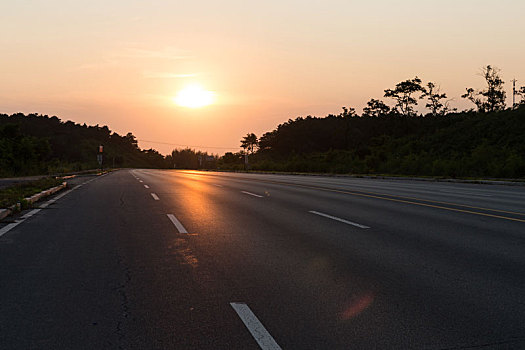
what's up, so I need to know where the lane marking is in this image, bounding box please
[0,222,21,237]
[151,193,160,200]
[140,171,525,223]
[230,303,282,350]
[139,180,143,183]
[241,191,263,198]
[0,208,42,237]
[39,186,76,208]
[166,214,188,234]
[438,189,493,197]
[144,185,150,189]
[0,174,109,237]
[208,176,525,223]
[309,210,370,229]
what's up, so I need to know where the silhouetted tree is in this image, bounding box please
[240,133,258,154]
[362,99,390,117]
[125,132,139,149]
[341,106,357,117]
[516,86,525,106]
[384,77,424,116]
[462,65,506,113]
[420,82,450,116]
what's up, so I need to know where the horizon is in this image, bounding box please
[2,1,524,155]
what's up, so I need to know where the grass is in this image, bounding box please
[0,177,64,209]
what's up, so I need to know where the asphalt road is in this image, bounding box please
[0,175,47,189]
[1,169,524,349]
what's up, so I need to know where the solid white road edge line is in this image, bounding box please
[230,302,282,350]
[309,210,370,229]
[151,193,160,200]
[0,209,41,237]
[144,185,150,189]
[241,191,263,198]
[166,214,188,234]
[0,173,110,237]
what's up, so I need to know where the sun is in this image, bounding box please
[173,84,215,108]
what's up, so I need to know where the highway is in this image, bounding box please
[1,169,524,349]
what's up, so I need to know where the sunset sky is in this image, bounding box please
[2,0,524,155]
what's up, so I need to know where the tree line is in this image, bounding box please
[225,65,525,178]
[0,113,222,176]
[0,113,170,176]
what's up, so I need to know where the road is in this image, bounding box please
[0,175,47,189]
[1,169,524,349]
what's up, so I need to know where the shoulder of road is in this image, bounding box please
[0,170,111,221]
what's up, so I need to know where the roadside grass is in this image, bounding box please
[0,177,64,209]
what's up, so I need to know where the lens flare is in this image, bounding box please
[340,293,374,320]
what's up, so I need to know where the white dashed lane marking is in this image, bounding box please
[230,302,282,350]
[166,214,188,234]
[309,210,370,229]
[241,191,263,198]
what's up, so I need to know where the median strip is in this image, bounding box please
[151,193,160,200]
[241,191,263,198]
[167,214,188,234]
[230,302,282,350]
[309,210,370,229]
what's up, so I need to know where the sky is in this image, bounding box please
[1,0,524,155]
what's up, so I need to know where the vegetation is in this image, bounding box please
[170,148,218,169]
[0,113,173,176]
[0,177,64,209]
[236,107,525,178]
[384,76,424,116]
[462,65,506,113]
[220,65,525,179]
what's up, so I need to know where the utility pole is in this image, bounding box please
[511,78,517,109]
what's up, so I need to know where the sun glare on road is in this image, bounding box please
[173,84,215,108]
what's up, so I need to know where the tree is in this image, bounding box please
[341,106,357,117]
[462,65,506,113]
[125,132,139,149]
[516,86,525,107]
[362,99,391,117]
[384,77,424,116]
[420,82,450,116]
[240,133,258,154]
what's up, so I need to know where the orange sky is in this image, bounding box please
[1,1,524,155]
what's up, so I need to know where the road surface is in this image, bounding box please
[1,169,524,349]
